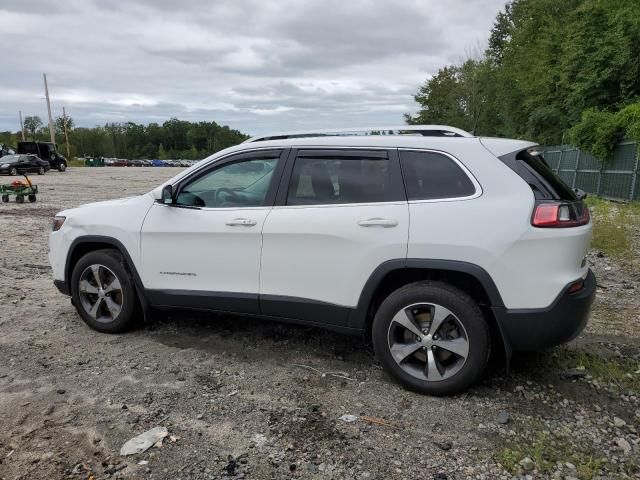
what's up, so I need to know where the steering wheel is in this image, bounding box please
[215,187,244,206]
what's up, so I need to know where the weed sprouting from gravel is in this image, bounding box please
[497,429,604,479]
[586,197,640,268]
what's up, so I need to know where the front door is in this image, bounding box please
[140,149,286,313]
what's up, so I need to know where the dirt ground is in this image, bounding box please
[0,168,638,480]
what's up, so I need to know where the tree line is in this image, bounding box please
[0,117,249,160]
[406,0,640,159]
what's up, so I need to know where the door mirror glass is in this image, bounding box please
[161,184,174,205]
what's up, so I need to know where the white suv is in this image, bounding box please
[49,126,595,395]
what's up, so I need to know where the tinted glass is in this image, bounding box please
[515,150,577,200]
[176,157,278,208]
[399,150,475,200]
[287,156,392,205]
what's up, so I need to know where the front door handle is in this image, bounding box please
[226,218,257,226]
[357,218,398,228]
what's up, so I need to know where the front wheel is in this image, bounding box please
[70,249,137,333]
[9,167,17,176]
[372,281,490,395]
[58,162,67,172]
[38,167,45,175]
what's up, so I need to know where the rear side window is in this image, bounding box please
[399,150,476,200]
[499,149,577,201]
[287,154,393,205]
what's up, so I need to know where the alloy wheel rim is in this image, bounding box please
[387,302,469,382]
[78,264,124,323]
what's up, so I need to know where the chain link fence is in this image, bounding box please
[541,142,640,201]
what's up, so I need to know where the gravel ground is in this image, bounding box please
[0,168,638,480]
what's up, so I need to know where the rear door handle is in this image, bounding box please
[357,218,398,228]
[226,218,257,226]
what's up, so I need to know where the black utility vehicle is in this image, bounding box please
[17,142,67,172]
[0,155,50,175]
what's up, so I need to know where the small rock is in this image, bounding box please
[561,368,587,379]
[520,457,535,472]
[497,410,510,424]
[433,441,452,451]
[56,389,66,395]
[613,417,626,428]
[615,437,632,455]
[196,414,204,420]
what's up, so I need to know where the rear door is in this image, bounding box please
[259,148,409,325]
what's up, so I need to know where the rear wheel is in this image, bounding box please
[28,194,36,203]
[372,281,490,395]
[58,162,67,172]
[1,195,8,203]
[15,195,24,203]
[38,167,45,175]
[71,249,137,333]
[9,167,17,176]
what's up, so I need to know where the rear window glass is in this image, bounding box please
[504,150,577,201]
[399,150,476,200]
[287,156,392,205]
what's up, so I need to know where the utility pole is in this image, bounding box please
[19,110,25,141]
[62,106,71,160]
[43,73,55,144]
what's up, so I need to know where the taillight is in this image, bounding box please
[531,201,589,228]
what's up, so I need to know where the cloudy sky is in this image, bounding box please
[0,0,506,135]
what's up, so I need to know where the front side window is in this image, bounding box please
[399,150,476,200]
[287,155,392,205]
[176,157,279,208]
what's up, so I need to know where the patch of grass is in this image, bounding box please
[67,158,85,167]
[497,431,604,479]
[585,196,637,260]
[555,348,640,395]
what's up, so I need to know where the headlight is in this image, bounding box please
[0,164,8,168]
[52,216,66,231]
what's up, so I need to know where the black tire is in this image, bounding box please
[1,195,8,203]
[38,167,45,175]
[15,195,24,204]
[372,281,490,395]
[28,194,36,203]
[58,162,67,172]
[9,167,17,176]
[70,249,137,333]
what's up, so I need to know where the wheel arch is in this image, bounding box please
[65,236,147,310]
[351,259,509,360]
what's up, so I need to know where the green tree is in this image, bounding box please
[23,116,42,140]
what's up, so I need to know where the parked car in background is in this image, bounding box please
[151,159,166,167]
[48,125,595,395]
[0,154,50,175]
[17,141,67,172]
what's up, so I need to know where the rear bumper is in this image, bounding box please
[493,269,596,352]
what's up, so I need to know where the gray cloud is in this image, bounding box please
[0,0,505,135]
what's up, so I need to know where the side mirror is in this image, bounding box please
[161,184,174,205]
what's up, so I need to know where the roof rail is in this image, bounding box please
[244,125,473,143]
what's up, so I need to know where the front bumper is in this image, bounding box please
[493,269,596,352]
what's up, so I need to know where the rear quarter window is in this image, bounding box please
[399,150,476,200]
[499,149,577,201]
